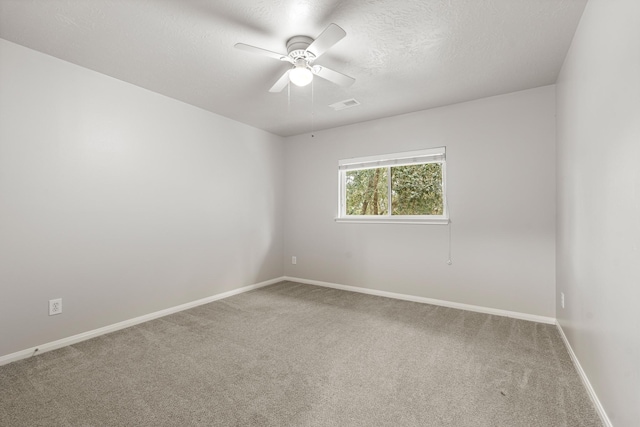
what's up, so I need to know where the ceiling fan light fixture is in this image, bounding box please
[289,62,313,87]
[236,24,354,92]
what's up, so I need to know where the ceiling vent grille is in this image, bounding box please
[329,98,361,111]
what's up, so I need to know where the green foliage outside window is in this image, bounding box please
[346,168,388,215]
[345,163,443,216]
[391,164,443,215]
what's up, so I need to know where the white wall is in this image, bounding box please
[556,0,640,424]
[284,86,556,318]
[0,39,284,358]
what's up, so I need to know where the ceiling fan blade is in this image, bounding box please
[234,43,293,63]
[312,65,355,87]
[269,70,291,92]
[306,23,346,59]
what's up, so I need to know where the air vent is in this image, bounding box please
[329,98,361,111]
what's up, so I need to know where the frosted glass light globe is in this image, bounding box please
[289,65,313,87]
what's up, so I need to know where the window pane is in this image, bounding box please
[345,168,389,215]
[391,163,443,215]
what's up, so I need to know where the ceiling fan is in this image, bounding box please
[235,23,355,93]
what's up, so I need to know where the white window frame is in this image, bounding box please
[336,147,449,225]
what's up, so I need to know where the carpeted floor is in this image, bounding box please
[0,281,602,426]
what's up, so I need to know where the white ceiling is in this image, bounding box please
[0,0,587,137]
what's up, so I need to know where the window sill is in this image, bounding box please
[335,216,449,225]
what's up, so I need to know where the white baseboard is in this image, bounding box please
[556,322,612,427]
[283,276,556,324]
[0,277,285,367]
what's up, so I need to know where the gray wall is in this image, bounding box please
[0,39,284,358]
[556,0,640,424]
[283,86,556,318]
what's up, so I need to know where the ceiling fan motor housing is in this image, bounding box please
[286,35,316,61]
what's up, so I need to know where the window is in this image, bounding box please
[336,147,448,224]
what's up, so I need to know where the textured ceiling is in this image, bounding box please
[0,0,587,137]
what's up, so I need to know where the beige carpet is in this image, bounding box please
[0,281,602,426]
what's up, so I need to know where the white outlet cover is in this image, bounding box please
[49,298,62,315]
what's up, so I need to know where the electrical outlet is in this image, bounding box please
[49,298,62,316]
[292,256,297,265]
[560,292,565,309]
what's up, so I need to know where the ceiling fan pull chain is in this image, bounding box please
[311,80,315,138]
